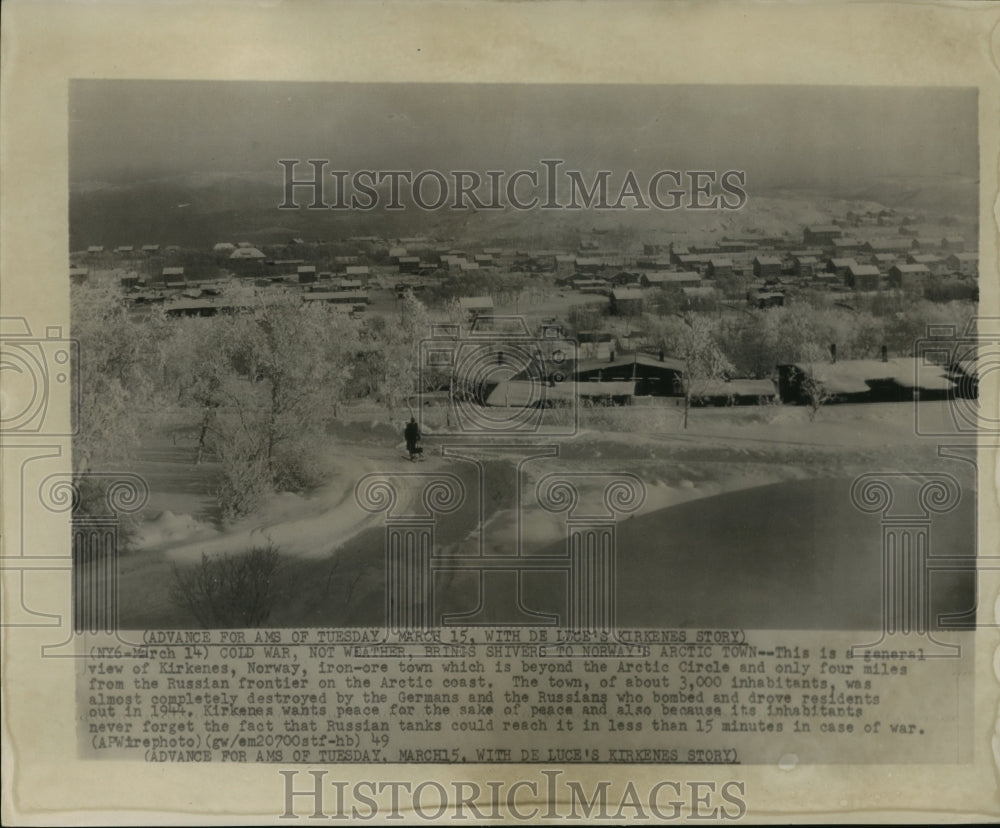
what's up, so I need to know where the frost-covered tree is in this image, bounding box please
[71,282,159,531]
[162,293,360,517]
[648,314,734,429]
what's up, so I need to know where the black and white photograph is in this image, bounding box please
[67,81,979,632]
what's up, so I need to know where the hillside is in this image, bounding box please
[69,171,978,250]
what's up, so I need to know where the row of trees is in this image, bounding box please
[71,283,168,536]
[577,297,977,427]
[420,271,531,309]
[73,282,439,520]
[159,288,444,516]
[162,298,356,514]
[73,278,977,521]
[571,294,977,380]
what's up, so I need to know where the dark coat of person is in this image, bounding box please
[404,420,420,451]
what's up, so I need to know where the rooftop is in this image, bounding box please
[485,379,579,407]
[644,271,701,283]
[575,352,687,374]
[229,247,266,259]
[784,358,954,394]
[697,378,776,397]
[302,291,369,301]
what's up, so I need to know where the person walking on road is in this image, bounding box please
[404,417,422,461]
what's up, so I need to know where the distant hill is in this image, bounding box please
[826,175,978,215]
[69,171,979,251]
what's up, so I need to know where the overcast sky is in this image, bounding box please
[69,81,978,187]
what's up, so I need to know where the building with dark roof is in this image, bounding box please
[888,263,931,289]
[846,264,880,291]
[946,253,978,275]
[752,256,783,279]
[610,288,644,315]
[792,255,819,278]
[864,238,912,253]
[803,225,842,245]
[706,258,734,278]
[573,352,686,397]
[826,257,858,278]
[778,357,961,405]
[641,271,701,288]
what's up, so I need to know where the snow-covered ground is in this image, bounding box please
[116,401,978,629]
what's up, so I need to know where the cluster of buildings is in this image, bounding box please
[475,337,976,411]
[70,205,978,409]
[70,240,384,316]
[72,208,978,318]
[547,220,978,316]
